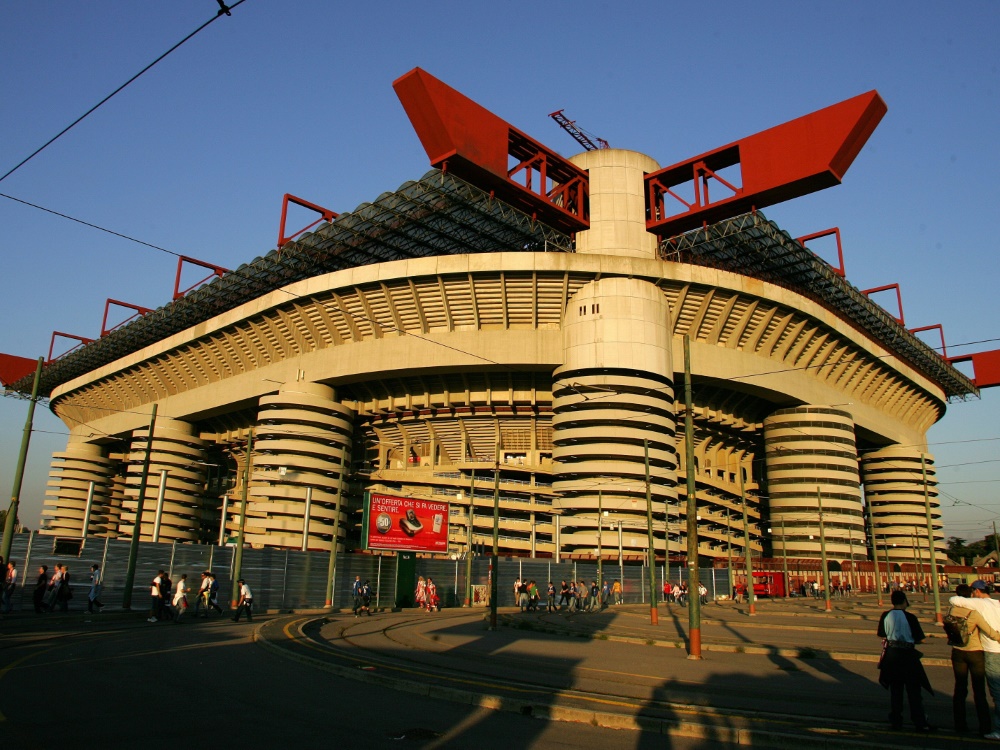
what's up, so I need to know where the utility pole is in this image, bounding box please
[325,450,348,607]
[644,439,658,625]
[780,516,790,599]
[0,356,43,566]
[921,453,942,624]
[817,488,832,612]
[231,428,253,606]
[913,527,926,602]
[868,501,883,606]
[993,521,1000,570]
[740,472,756,616]
[683,335,701,658]
[464,468,475,607]
[597,489,603,596]
[123,404,158,610]
[489,444,501,630]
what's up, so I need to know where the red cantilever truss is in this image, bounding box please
[48,332,94,363]
[174,255,228,300]
[101,299,153,337]
[278,194,338,249]
[393,68,589,234]
[645,91,887,237]
[949,350,1000,389]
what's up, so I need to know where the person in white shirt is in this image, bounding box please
[950,580,1000,740]
[87,564,103,613]
[172,574,189,623]
[232,578,253,622]
[2,561,18,614]
[148,571,164,623]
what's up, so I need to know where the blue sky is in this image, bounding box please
[1,1,997,542]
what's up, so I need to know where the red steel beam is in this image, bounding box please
[101,299,153,337]
[861,283,904,325]
[948,349,1000,390]
[646,90,887,237]
[278,193,338,249]
[173,255,229,300]
[796,227,845,277]
[393,67,589,234]
[0,353,38,387]
[909,324,947,359]
[48,332,94,363]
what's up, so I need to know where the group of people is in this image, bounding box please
[877,580,1000,738]
[414,575,440,612]
[147,570,230,623]
[548,579,622,612]
[352,576,373,616]
[665,582,709,606]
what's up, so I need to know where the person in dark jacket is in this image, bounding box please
[877,590,935,732]
[33,565,48,613]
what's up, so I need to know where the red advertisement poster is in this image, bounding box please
[365,493,449,553]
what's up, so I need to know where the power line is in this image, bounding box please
[0,0,248,185]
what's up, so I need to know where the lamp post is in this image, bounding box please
[123,404,158,610]
[324,450,348,608]
[597,489,603,596]
[683,334,701,658]
[817,487,832,613]
[489,444,501,630]
[920,453,942,624]
[464,469,475,607]
[740,472,756,616]
[231,428,254,606]
[644,439,658,626]
[0,356,43,567]
[868,500,883,605]
[777,518,790,599]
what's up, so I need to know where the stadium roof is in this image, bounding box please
[660,211,977,400]
[9,170,976,401]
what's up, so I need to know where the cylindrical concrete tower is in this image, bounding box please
[552,276,677,557]
[764,406,865,560]
[861,446,945,564]
[41,439,116,537]
[119,418,209,542]
[247,382,354,551]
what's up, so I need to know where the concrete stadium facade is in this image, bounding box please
[38,147,962,566]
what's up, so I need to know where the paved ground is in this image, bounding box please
[0,593,994,749]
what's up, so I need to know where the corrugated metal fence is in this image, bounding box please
[3,533,731,612]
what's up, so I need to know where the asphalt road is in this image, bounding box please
[0,612,715,750]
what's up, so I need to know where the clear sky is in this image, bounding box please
[1,1,997,543]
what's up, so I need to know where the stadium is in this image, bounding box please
[4,67,988,570]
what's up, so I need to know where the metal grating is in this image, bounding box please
[14,170,573,398]
[659,211,977,400]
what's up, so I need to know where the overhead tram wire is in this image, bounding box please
[0,0,248,186]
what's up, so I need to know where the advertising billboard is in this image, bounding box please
[363,492,450,554]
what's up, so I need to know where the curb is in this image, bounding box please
[500,615,953,667]
[252,615,947,749]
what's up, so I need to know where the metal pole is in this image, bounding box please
[868,499,883,605]
[817,487,832,613]
[992,521,1000,568]
[301,486,313,552]
[1,356,44,565]
[684,335,701,657]
[152,470,167,543]
[740,472,756,616]
[618,522,624,585]
[644,439,658,625]
[464,469,475,606]
[597,489,603,596]
[780,517,790,599]
[883,535,893,592]
[848,527,856,593]
[325,450,348,607]
[231,428,253,606]
[913,527,926,602]
[376,555,382,611]
[168,539,177,579]
[81,480,96,539]
[218,495,229,546]
[921,453,942,624]
[726,516,733,598]
[554,513,561,564]
[122,403,157,610]
[489,443,501,630]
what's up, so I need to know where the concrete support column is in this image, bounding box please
[41,438,115,537]
[552,277,678,558]
[121,418,208,542]
[249,382,354,551]
[861,446,945,564]
[764,406,864,561]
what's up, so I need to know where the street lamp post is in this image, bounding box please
[0,356,43,567]
[231,428,254,606]
[643,439,658,626]
[920,454,943,624]
[597,489,603,597]
[123,404,158,610]
[740,473,756,616]
[489,444,501,630]
[779,517,790,599]
[868,501,883,605]
[683,334,701,658]
[817,487,833,613]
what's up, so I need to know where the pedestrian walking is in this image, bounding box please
[173,574,189,623]
[425,577,439,612]
[207,573,223,616]
[55,565,72,612]
[33,565,48,614]
[415,576,427,609]
[231,578,253,622]
[352,575,364,617]
[360,580,373,616]
[148,570,164,622]
[44,564,62,611]
[195,571,211,618]
[950,580,1000,739]
[546,581,556,612]
[558,580,569,609]
[612,579,623,605]
[2,560,18,614]
[876,590,936,732]
[698,583,708,606]
[946,583,1000,736]
[87,564,104,613]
